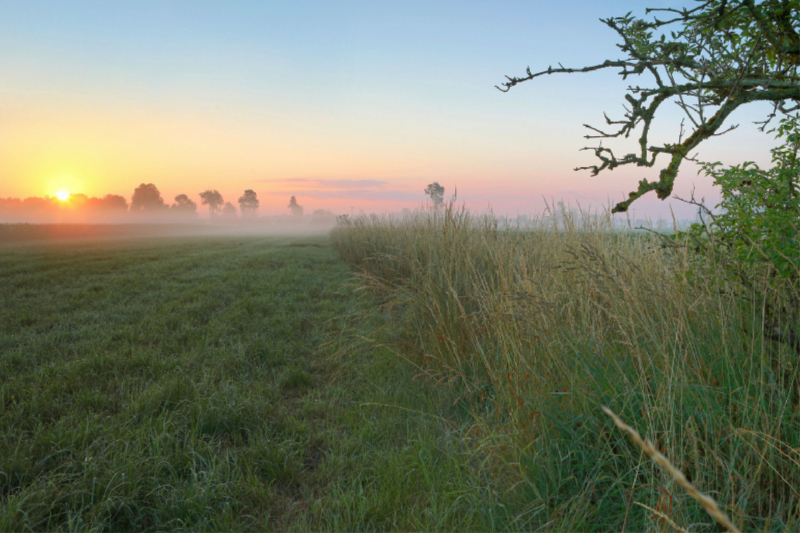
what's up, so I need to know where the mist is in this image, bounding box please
[0,182,346,242]
[0,199,340,245]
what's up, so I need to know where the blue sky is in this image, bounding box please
[0,0,779,217]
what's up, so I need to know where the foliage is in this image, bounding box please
[130,183,166,212]
[237,189,259,216]
[499,0,800,212]
[199,189,224,215]
[684,114,800,349]
[424,181,445,207]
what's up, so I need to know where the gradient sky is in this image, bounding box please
[0,0,781,218]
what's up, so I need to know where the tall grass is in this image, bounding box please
[332,203,800,531]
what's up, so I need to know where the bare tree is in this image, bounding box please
[498,1,799,213]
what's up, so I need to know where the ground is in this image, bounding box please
[0,228,497,531]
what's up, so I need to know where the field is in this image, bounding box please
[3,214,798,532]
[0,228,500,531]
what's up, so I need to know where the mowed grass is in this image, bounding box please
[0,231,500,531]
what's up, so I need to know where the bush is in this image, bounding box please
[685,115,800,351]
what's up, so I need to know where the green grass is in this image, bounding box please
[0,231,501,531]
[332,206,800,532]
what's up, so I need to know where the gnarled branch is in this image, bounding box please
[498,0,800,212]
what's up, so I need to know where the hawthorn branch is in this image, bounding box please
[497,0,800,213]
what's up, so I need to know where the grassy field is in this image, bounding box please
[5,214,798,532]
[0,229,501,531]
[332,207,800,532]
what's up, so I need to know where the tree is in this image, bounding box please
[222,202,238,217]
[199,190,224,216]
[130,183,166,212]
[288,195,304,217]
[84,194,128,212]
[424,182,445,208]
[100,194,128,211]
[238,189,259,216]
[171,194,198,216]
[498,1,799,213]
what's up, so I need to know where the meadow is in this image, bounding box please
[0,228,502,531]
[2,213,798,532]
[331,206,800,532]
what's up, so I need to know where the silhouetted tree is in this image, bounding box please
[130,183,166,212]
[171,194,198,216]
[199,190,224,216]
[288,196,304,217]
[100,194,128,211]
[424,182,445,208]
[22,197,55,214]
[69,193,90,206]
[222,202,237,217]
[238,189,259,216]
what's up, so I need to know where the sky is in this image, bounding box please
[0,0,783,219]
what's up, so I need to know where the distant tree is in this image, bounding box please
[171,194,198,216]
[424,182,445,208]
[20,197,55,217]
[199,190,224,216]
[69,193,89,206]
[0,198,22,218]
[67,194,128,214]
[288,195,304,217]
[222,202,238,217]
[238,189,260,216]
[101,194,128,211]
[130,183,166,212]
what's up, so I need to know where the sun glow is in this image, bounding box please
[56,190,70,201]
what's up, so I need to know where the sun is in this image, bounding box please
[56,190,70,201]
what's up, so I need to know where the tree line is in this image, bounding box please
[0,183,262,220]
[0,183,341,224]
[129,183,260,217]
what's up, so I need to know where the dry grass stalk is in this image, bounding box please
[634,502,690,533]
[602,406,742,533]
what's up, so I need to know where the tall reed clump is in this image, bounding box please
[331,204,800,531]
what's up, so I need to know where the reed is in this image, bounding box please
[332,203,800,531]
